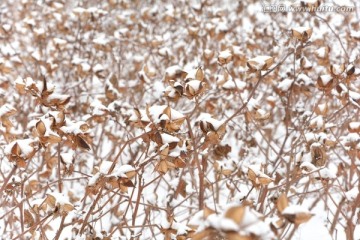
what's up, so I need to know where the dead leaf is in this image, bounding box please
[195,67,204,81]
[192,228,217,240]
[76,135,91,150]
[276,193,289,213]
[247,168,256,182]
[156,160,175,174]
[176,178,187,198]
[225,232,252,240]
[174,157,186,168]
[11,143,21,156]
[45,194,56,209]
[24,209,34,227]
[48,134,62,144]
[283,212,313,225]
[61,203,74,215]
[224,206,245,224]
[36,120,46,136]
[258,176,273,185]
[292,27,312,42]
[125,170,136,179]
[213,144,231,158]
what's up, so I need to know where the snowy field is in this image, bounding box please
[0,0,359,239]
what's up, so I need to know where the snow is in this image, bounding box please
[208,214,239,231]
[294,215,332,240]
[0,104,16,117]
[185,80,202,92]
[172,221,191,235]
[153,81,165,99]
[34,28,45,36]
[346,64,354,73]
[165,65,182,77]
[60,120,89,134]
[128,109,149,123]
[222,79,246,90]
[278,79,293,91]
[310,115,324,129]
[204,49,213,57]
[345,187,359,201]
[293,27,311,34]
[256,109,268,118]
[47,93,70,102]
[218,49,232,60]
[161,133,179,144]
[333,0,354,7]
[319,75,333,86]
[215,21,229,34]
[301,57,312,68]
[349,122,360,130]
[37,116,59,138]
[21,77,36,88]
[23,17,35,26]
[350,30,360,39]
[315,47,328,58]
[266,96,276,103]
[2,24,11,32]
[232,45,242,56]
[215,215,239,231]
[93,64,104,73]
[164,86,177,98]
[90,99,108,116]
[93,35,110,46]
[0,47,14,59]
[148,105,185,121]
[199,115,224,131]
[248,166,273,182]
[245,216,273,238]
[159,113,169,121]
[47,111,62,124]
[317,168,336,179]
[99,161,113,174]
[247,56,273,70]
[31,50,41,61]
[111,165,135,178]
[80,62,91,72]
[158,47,172,57]
[331,64,344,75]
[297,73,312,86]
[4,139,36,158]
[317,103,327,113]
[47,191,72,206]
[349,91,360,101]
[60,151,75,165]
[332,83,348,97]
[247,98,260,112]
[341,133,360,144]
[300,162,317,172]
[88,172,101,186]
[282,205,310,215]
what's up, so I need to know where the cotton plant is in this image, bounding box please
[0,0,359,240]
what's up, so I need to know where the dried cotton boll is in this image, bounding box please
[317,74,334,91]
[218,49,232,66]
[292,27,312,42]
[184,80,206,99]
[247,56,274,72]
